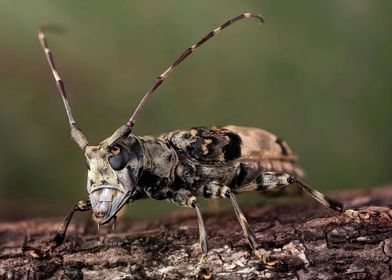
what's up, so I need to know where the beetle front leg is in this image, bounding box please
[169,190,211,280]
[23,199,91,258]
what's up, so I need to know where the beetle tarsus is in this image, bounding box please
[343,209,373,220]
[253,247,269,263]
[197,254,211,280]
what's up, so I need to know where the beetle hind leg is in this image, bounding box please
[224,171,372,268]
[292,177,371,219]
[236,172,372,219]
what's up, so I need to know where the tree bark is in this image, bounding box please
[1,186,392,280]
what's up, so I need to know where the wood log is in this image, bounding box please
[1,186,392,280]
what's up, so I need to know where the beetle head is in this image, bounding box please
[85,135,143,225]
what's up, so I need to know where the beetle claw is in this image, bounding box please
[22,244,53,259]
[197,254,211,280]
[343,209,373,220]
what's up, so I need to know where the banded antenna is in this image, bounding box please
[108,12,264,147]
[38,24,89,149]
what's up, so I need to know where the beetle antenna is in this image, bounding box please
[38,24,89,149]
[108,12,264,146]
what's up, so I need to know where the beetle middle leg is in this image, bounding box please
[23,199,91,258]
[205,185,280,267]
[168,190,211,280]
[227,191,276,265]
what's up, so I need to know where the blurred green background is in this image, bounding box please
[0,1,391,221]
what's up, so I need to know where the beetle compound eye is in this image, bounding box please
[109,146,129,170]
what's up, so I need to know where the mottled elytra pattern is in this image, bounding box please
[28,12,363,280]
[162,127,242,164]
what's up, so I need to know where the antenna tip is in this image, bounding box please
[38,23,66,35]
[244,12,265,24]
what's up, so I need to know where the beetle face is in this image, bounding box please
[85,135,143,225]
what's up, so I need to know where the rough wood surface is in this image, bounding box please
[1,186,392,280]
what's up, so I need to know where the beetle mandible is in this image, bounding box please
[24,12,366,279]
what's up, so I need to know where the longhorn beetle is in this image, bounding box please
[24,12,368,279]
